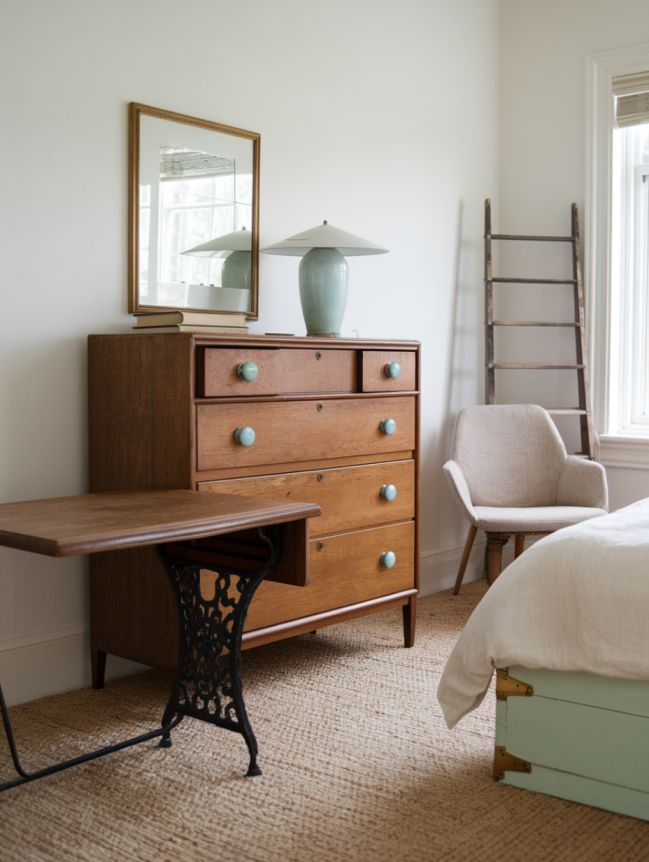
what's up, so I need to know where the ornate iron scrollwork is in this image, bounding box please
[0,525,281,792]
[158,525,281,776]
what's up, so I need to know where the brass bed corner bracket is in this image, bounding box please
[493,746,532,781]
[496,669,534,700]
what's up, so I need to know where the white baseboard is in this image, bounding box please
[419,538,488,595]
[0,628,146,707]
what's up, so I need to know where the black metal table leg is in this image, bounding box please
[0,526,279,791]
[0,680,183,792]
[157,526,280,777]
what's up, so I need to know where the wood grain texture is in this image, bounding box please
[193,450,414,482]
[245,522,414,631]
[198,346,357,397]
[360,350,416,392]
[199,460,415,537]
[0,489,319,557]
[242,590,415,648]
[87,333,420,668]
[88,334,195,491]
[196,397,416,470]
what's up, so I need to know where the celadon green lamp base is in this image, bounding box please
[298,247,348,336]
[221,250,252,291]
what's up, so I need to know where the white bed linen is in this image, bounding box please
[437,498,649,728]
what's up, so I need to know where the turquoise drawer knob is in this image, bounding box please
[380,483,398,502]
[380,551,397,569]
[236,361,259,382]
[233,426,256,447]
[385,361,401,379]
[379,418,397,436]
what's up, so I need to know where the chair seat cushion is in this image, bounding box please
[474,505,607,533]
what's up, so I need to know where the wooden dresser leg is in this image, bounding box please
[92,649,107,689]
[402,595,416,647]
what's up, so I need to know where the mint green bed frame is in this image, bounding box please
[495,666,649,821]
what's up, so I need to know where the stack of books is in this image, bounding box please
[133,310,249,334]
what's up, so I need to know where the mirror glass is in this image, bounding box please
[129,103,260,316]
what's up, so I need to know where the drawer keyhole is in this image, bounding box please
[317,403,324,412]
[317,473,325,482]
[316,541,325,551]
[315,352,322,360]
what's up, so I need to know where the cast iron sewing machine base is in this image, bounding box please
[0,527,279,791]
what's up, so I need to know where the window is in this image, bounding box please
[587,45,649,466]
[610,88,649,434]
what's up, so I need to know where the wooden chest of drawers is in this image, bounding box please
[88,333,420,681]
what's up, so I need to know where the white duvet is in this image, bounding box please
[437,498,649,729]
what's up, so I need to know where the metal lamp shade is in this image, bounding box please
[262,221,388,336]
[183,227,252,290]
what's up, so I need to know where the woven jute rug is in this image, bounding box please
[1,582,647,862]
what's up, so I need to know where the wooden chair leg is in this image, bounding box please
[514,534,525,558]
[486,533,509,586]
[453,524,478,595]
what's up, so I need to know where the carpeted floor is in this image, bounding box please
[1,582,647,861]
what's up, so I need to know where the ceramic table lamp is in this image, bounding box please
[183,226,252,291]
[262,220,388,336]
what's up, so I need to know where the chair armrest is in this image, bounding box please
[557,456,608,510]
[443,459,478,524]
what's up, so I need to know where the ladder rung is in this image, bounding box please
[490,363,585,370]
[546,408,588,415]
[484,199,594,460]
[489,233,574,242]
[489,277,578,284]
[491,320,581,327]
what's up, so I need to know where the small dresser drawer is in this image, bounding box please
[197,347,357,397]
[196,396,415,471]
[244,522,414,631]
[361,350,416,392]
[199,460,415,537]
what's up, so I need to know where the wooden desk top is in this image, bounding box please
[0,490,321,557]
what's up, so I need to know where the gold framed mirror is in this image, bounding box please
[128,103,260,317]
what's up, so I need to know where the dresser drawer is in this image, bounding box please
[197,346,357,397]
[361,350,416,392]
[196,396,415,471]
[244,521,414,631]
[198,460,415,537]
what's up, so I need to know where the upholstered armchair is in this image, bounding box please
[443,404,608,594]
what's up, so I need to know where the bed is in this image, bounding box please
[437,498,649,821]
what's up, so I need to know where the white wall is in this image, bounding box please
[0,0,500,703]
[498,0,649,499]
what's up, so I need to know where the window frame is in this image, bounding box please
[586,43,649,468]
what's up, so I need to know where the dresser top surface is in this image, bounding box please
[88,332,420,350]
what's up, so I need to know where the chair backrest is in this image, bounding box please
[452,404,567,507]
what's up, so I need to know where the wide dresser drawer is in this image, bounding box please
[199,460,415,537]
[196,396,415,471]
[197,346,357,397]
[244,521,414,631]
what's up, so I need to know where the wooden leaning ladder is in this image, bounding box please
[484,198,596,459]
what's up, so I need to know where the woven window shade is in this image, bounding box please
[614,72,649,128]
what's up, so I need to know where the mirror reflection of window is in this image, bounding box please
[157,146,252,289]
[138,184,151,299]
[131,105,259,315]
